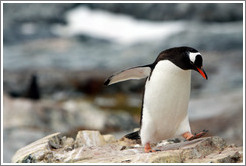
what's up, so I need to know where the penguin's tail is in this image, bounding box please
[124,130,141,140]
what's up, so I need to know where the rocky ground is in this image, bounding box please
[12,130,243,163]
[3,87,243,163]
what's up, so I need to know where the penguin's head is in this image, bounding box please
[188,51,208,80]
[155,46,208,80]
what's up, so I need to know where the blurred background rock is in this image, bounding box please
[2,3,243,163]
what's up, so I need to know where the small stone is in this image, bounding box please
[48,135,63,149]
[63,137,75,152]
[63,137,74,146]
[120,146,126,151]
[121,159,131,163]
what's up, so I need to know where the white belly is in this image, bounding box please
[140,60,191,145]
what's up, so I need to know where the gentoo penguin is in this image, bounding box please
[104,46,208,152]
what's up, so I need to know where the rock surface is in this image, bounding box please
[12,130,243,163]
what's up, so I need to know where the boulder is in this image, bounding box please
[12,130,243,163]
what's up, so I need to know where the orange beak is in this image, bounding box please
[196,67,208,80]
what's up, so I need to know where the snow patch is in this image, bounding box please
[52,6,186,45]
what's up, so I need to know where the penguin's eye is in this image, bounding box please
[194,55,203,67]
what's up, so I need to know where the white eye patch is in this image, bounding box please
[189,52,201,63]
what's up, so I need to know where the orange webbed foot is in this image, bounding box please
[144,142,157,153]
[183,130,208,141]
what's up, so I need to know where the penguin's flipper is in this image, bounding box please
[104,66,151,86]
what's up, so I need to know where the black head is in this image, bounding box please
[153,46,208,79]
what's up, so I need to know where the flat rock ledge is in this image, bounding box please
[12,130,243,163]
